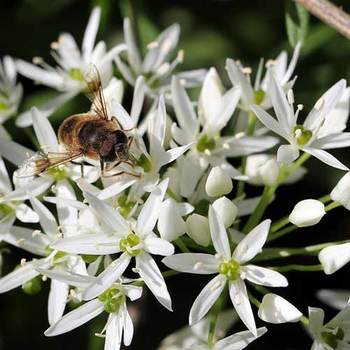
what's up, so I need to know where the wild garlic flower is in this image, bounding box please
[308,305,350,350]
[16,7,125,127]
[0,56,22,123]
[163,206,288,335]
[51,179,174,310]
[251,75,350,170]
[116,18,206,97]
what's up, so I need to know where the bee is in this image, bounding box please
[17,66,138,178]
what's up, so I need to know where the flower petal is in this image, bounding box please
[303,147,349,171]
[0,138,34,167]
[122,305,134,346]
[233,219,271,264]
[189,274,226,325]
[162,253,219,274]
[105,313,122,350]
[143,236,174,256]
[44,299,104,336]
[308,307,325,338]
[82,7,101,61]
[229,278,256,336]
[48,279,69,325]
[243,265,288,287]
[277,144,300,164]
[123,18,142,73]
[319,243,350,275]
[136,252,172,311]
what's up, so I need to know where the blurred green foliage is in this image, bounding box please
[0,0,350,349]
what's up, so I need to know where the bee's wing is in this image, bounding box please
[16,151,83,177]
[84,64,109,120]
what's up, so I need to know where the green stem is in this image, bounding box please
[248,292,261,308]
[325,201,341,211]
[269,264,323,272]
[300,315,309,326]
[162,270,179,278]
[175,237,190,253]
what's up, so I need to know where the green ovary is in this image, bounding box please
[47,167,67,181]
[98,287,125,314]
[22,275,42,295]
[218,259,240,281]
[293,125,313,146]
[0,101,8,111]
[197,134,216,153]
[254,89,265,105]
[68,68,84,82]
[117,194,135,218]
[119,233,142,257]
[322,327,345,349]
[0,202,14,216]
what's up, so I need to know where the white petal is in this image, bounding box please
[213,197,238,229]
[15,203,39,223]
[233,219,271,264]
[45,299,104,336]
[186,213,211,247]
[123,285,143,301]
[250,104,288,140]
[143,236,174,256]
[29,194,58,236]
[289,199,325,227]
[157,143,192,168]
[209,205,231,259]
[331,172,350,209]
[0,156,12,193]
[258,293,302,324]
[308,307,325,338]
[110,100,135,130]
[229,279,256,336]
[0,138,34,167]
[37,268,93,287]
[317,289,350,310]
[189,274,226,325]
[136,178,168,236]
[51,233,118,255]
[83,253,131,300]
[122,306,134,346]
[136,252,172,311]
[171,76,199,141]
[313,133,350,150]
[130,76,145,124]
[82,7,101,61]
[105,313,122,350]
[48,279,69,325]
[319,243,350,274]
[303,147,349,170]
[162,253,219,274]
[214,327,267,350]
[98,178,137,200]
[32,107,58,152]
[123,18,142,73]
[84,192,129,236]
[243,265,288,287]
[206,167,233,197]
[277,144,300,164]
[0,262,40,293]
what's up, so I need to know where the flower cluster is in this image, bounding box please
[0,6,350,350]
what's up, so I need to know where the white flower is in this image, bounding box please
[0,56,22,123]
[186,214,211,247]
[212,197,238,228]
[45,281,142,350]
[308,305,350,350]
[116,18,206,97]
[251,75,350,170]
[50,179,174,310]
[317,290,350,310]
[331,172,350,210]
[205,167,233,197]
[319,243,350,275]
[258,293,302,324]
[16,7,125,127]
[226,42,301,110]
[163,207,288,335]
[288,199,326,227]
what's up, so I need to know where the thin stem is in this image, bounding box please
[325,201,341,211]
[248,292,261,308]
[296,0,350,40]
[269,264,324,272]
[175,237,190,253]
[162,270,180,278]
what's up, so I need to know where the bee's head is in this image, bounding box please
[115,143,129,161]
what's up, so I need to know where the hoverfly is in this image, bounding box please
[17,65,139,178]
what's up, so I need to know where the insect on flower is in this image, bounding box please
[17,65,140,178]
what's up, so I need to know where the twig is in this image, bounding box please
[296,0,350,40]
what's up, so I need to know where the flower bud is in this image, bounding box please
[288,199,325,227]
[319,242,350,274]
[331,172,350,210]
[186,213,211,247]
[246,154,279,186]
[212,197,238,228]
[258,293,302,324]
[205,167,233,197]
[259,159,280,186]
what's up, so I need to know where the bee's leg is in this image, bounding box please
[100,159,106,177]
[128,136,134,147]
[102,170,141,178]
[80,162,84,178]
[121,160,136,168]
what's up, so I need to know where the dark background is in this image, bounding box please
[0,0,350,349]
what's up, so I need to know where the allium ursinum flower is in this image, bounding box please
[51,179,174,310]
[318,242,350,275]
[226,42,301,111]
[159,310,267,350]
[308,305,350,350]
[251,75,350,170]
[0,107,99,201]
[289,199,326,227]
[45,280,142,350]
[0,56,22,123]
[0,194,88,325]
[318,290,350,310]
[170,68,278,198]
[116,18,206,97]
[257,293,302,324]
[16,7,125,127]
[163,206,288,335]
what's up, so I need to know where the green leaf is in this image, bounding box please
[285,1,309,47]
